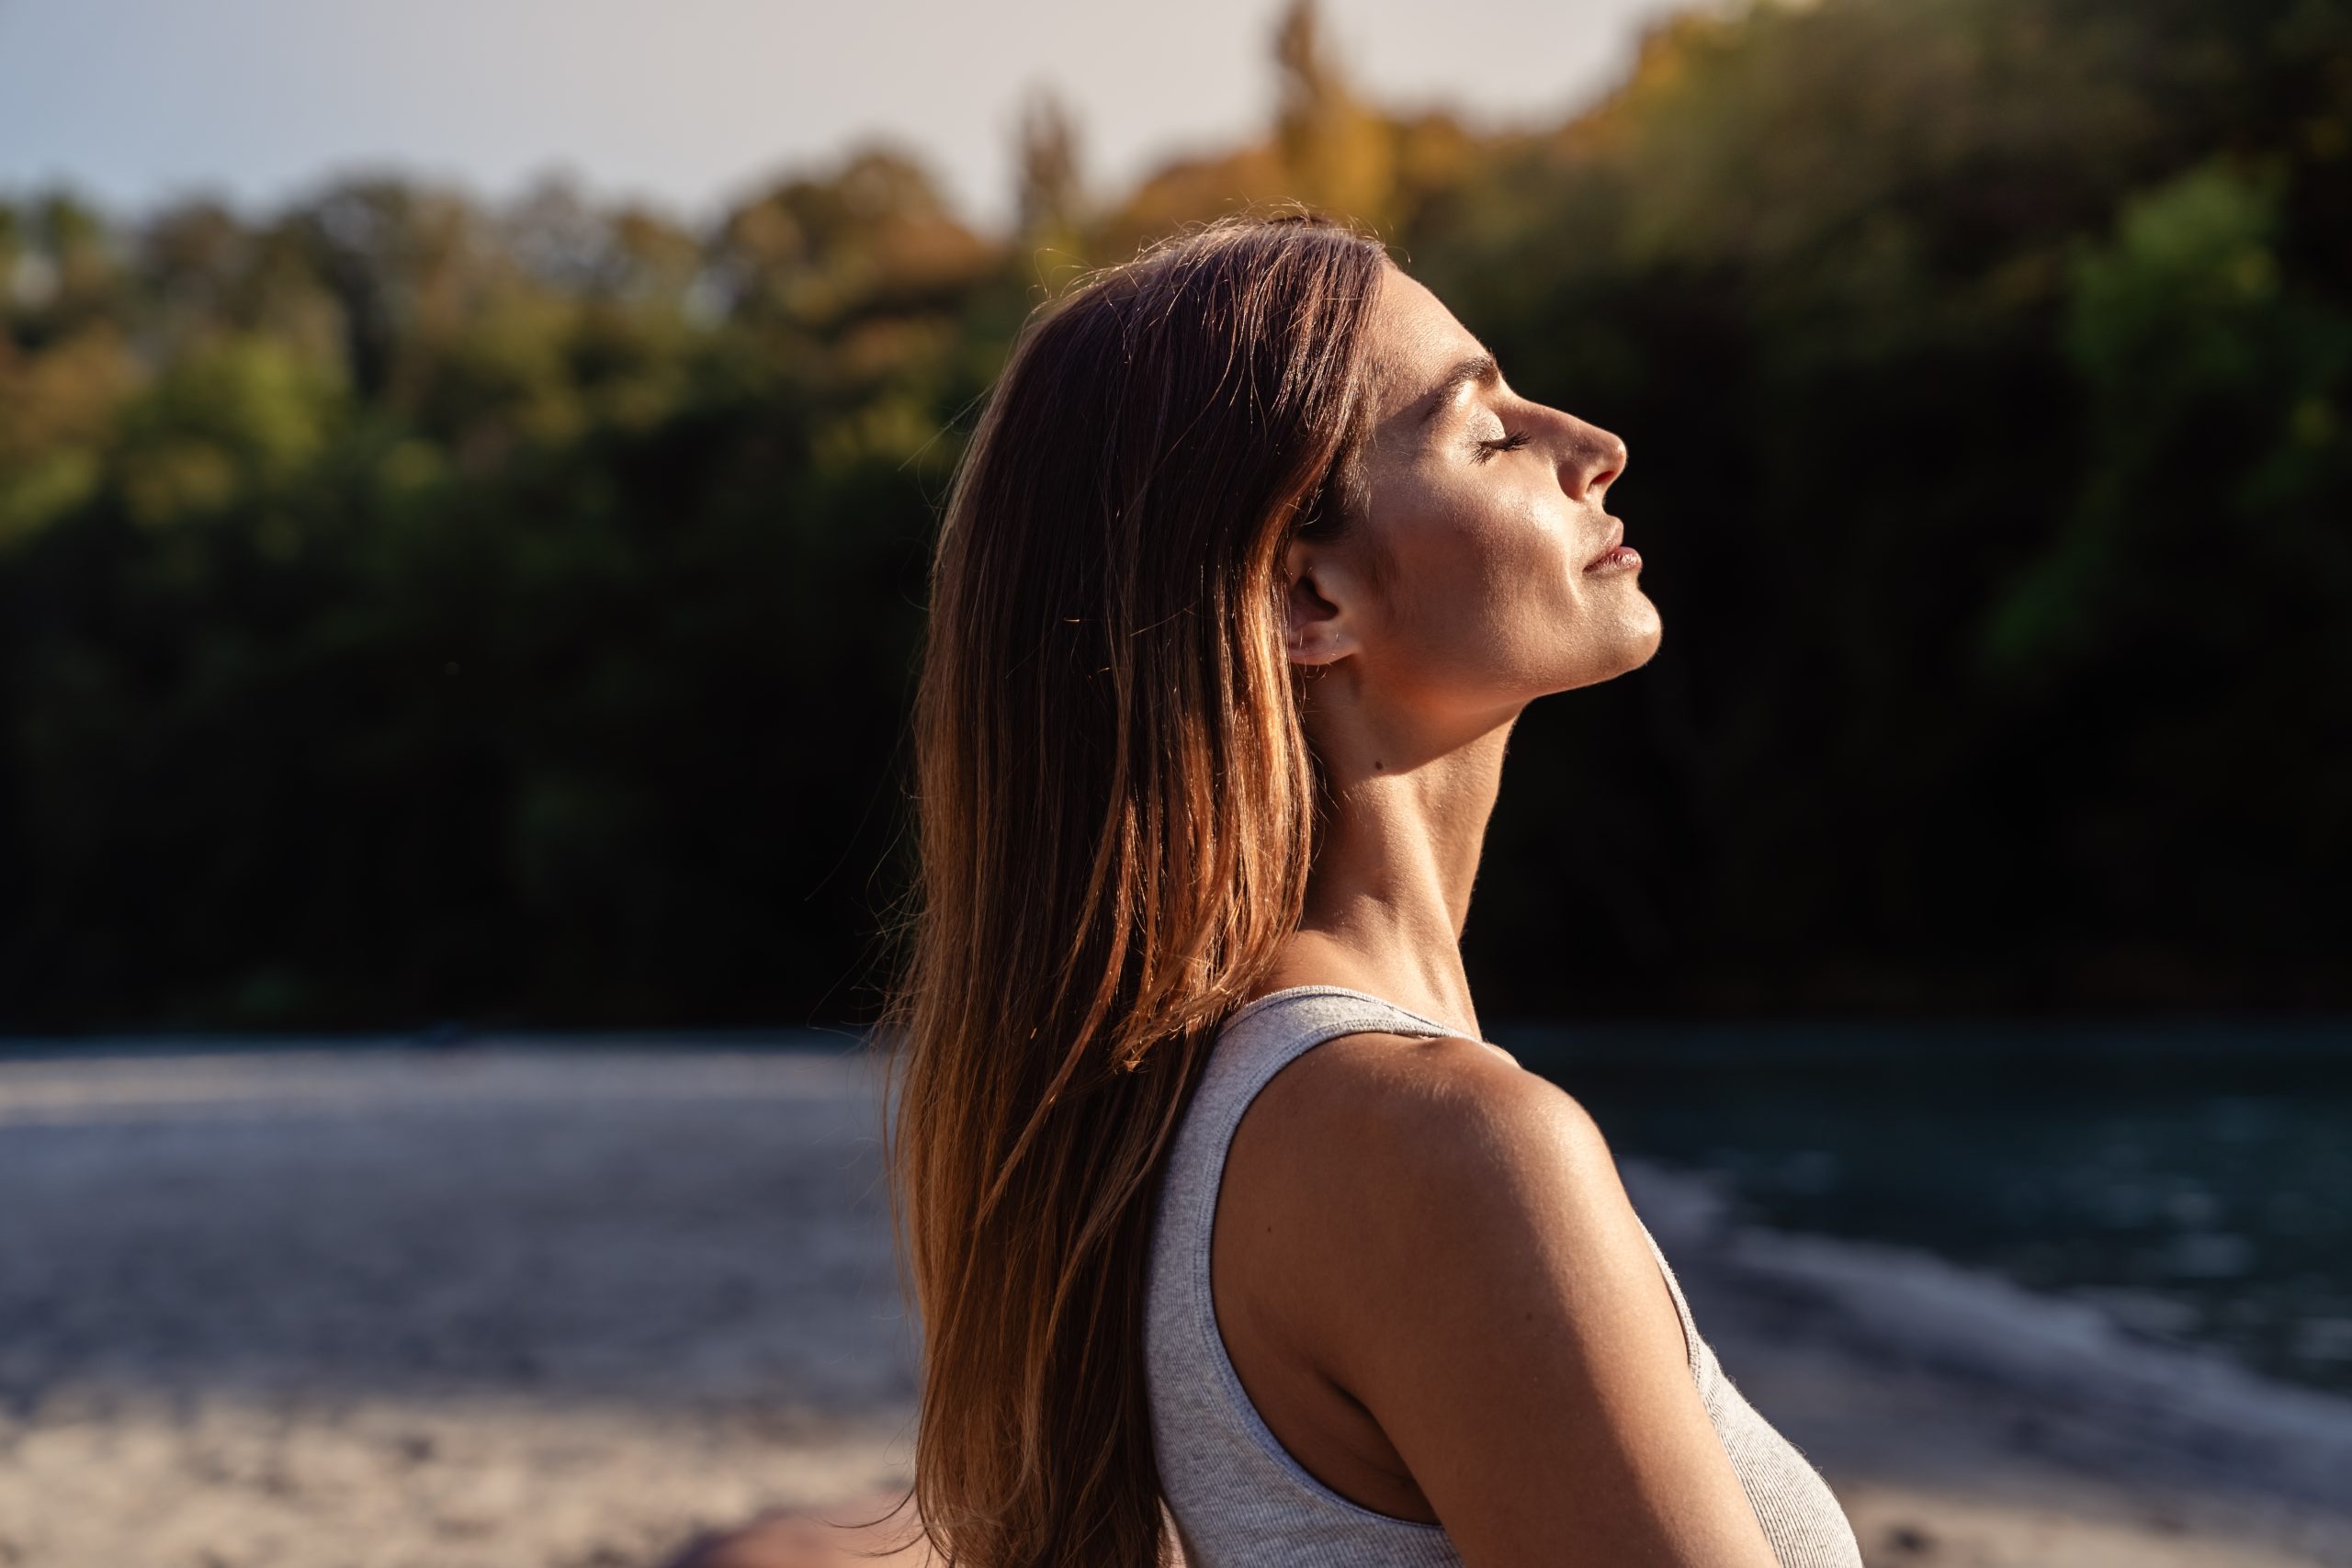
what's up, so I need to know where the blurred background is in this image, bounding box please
[2,0,2348,1562]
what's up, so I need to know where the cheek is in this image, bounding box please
[1376,479,1581,662]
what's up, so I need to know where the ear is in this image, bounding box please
[1283,535,1360,668]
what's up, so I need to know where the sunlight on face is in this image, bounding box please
[1341,263,1662,721]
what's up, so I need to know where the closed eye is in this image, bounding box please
[1474,430,1532,464]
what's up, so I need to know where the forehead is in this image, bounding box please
[1363,265,1487,422]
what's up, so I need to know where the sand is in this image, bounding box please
[0,1042,2346,1568]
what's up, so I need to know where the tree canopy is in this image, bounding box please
[2,0,2345,1029]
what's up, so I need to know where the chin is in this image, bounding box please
[1528,599,1665,697]
[1623,604,1665,670]
[1593,599,1663,679]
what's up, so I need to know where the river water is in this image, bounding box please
[1495,1015,2352,1396]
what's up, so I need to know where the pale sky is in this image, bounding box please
[0,0,1679,231]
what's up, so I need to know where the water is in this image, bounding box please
[12,1020,2348,1397]
[1492,1016,2352,1395]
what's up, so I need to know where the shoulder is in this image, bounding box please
[1227,1028,1651,1409]
[1241,1030,1648,1370]
[1250,1035,1774,1562]
[1254,1029,1616,1218]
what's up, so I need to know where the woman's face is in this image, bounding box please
[1286,262,1661,729]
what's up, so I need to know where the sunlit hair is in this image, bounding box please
[875,211,1389,1567]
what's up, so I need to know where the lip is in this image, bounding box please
[1581,517,1626,571]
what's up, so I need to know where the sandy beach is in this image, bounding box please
[1,1042,2347,1568]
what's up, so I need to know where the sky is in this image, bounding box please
[0,0,1680,232]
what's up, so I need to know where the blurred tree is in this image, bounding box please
[288,177,487,407]
[1104,0,1390,247]
[709,144,993,334]
[1014,86,1089,258]
[1272,0,1396,229]
[0,0,2346,1028]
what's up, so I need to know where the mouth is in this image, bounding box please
[1581,516,1636,573]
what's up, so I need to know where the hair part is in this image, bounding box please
[876,210,1390,1568]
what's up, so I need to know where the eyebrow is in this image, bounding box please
[1415,351,1502,426]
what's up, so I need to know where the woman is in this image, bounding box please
[880,212,1863,1568]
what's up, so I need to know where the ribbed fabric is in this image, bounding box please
[1144,985,1864,1567]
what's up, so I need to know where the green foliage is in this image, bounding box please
[112,334,342,528]
[1980,160,2316,679]
[1,0,2346,1028]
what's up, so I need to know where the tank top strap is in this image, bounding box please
[1200,984,1469,1114]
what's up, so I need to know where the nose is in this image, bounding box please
[1566,423,1627,502]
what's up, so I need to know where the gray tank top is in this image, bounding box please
[1143,985,1864,1567]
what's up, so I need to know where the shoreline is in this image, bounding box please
[1621,1158,2352,1565]
[2,1044,2347,1567]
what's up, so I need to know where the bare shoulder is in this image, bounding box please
[1251,1031,1779,1567]
[1247,1028,1656,1411]
[1255,1030,1601,1178]
[1257,1029,1628,1275]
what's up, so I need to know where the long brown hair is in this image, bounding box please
[877,212,1389,1567]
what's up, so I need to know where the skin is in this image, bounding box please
[1215,262,1784,1566]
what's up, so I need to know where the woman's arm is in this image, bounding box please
[1283,1039,1782,1568]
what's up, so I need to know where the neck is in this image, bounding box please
[1262,680,1518,1042]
